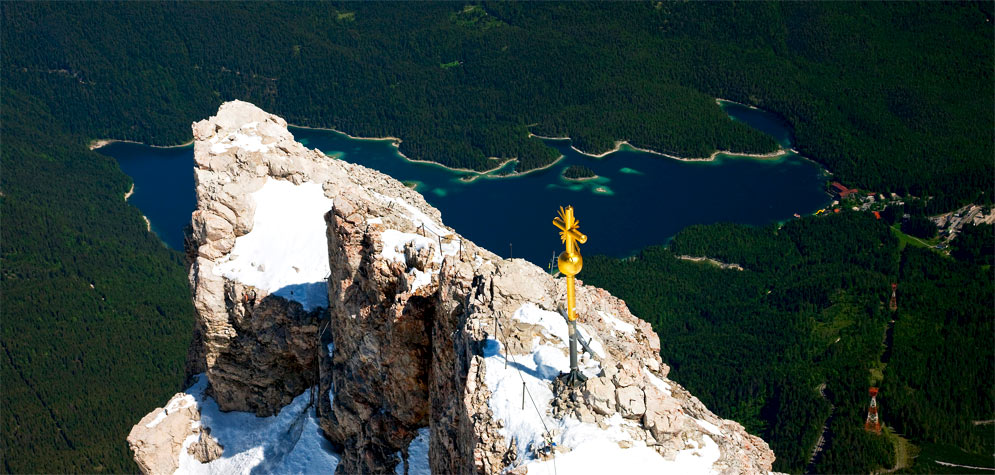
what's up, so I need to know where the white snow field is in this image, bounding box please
[599,310,636,335]
[213,177,334,311]
[174,375,340,474]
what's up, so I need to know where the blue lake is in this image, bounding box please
[103,142,196,250]
[100,101,830,267]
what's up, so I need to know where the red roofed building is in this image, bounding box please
[831,182,858,199]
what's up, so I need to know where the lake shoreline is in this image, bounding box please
[562,174,600,182]
[289,124,525,178]
[95,114,789,182]
[292,124,581,182]
[93,94,804,180]
[101,102,833,263]
[89,138,194,150]
[291,124,402,143]
[715,97,761,111]
[460,154,569,183]
[576,140,788,162]
[529,132,788,163]
[405,155,514,179]
[91,125,512,178]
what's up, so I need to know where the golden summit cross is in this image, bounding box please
[553,206,587,321]
[553,205,588,386]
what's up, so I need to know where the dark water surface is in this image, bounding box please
[719,100,794,148]
[100,103,830,265]
[103,142,195,249]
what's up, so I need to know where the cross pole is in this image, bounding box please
[553,206,588,387]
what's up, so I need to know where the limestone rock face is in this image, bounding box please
[319,154,503,473]
[130,101,777,475]
[584,376,616,415]
[186,427,224,463]
[184,100,333,415]
[127,391,219,475]
[616,385,646,419]
[431,258,776,474]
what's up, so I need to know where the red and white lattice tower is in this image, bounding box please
[889,283,898,312]
[865,387,881,434]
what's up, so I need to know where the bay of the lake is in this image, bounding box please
[100,103,830,266]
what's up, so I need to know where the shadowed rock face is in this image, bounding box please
[319,186,501,473]
[204,284,322,415]
[132,101,777,475]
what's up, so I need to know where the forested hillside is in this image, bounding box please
[1,2,992,472]
[583,213,993,473]
[881,248,994,455]
[0,93,195,472]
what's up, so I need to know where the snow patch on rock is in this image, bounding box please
[696,418,723,437]
[394,427,430,475]
[209,122,274,155]
[484,303,728,473]
[145,394,196,429]
[379,229,459,293]
[600,310,636,334]
[213,177,333,310]
[643,368,672,397]
[483,304,605,466]
[526,430,720,475]
[512,303,605,358]
[372,192,451,238]
[176,375,340,474]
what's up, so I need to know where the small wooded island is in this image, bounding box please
[562,165,598,181]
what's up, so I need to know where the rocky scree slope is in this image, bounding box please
[127,101,776,474]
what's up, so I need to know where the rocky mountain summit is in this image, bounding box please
[127,101,776,474]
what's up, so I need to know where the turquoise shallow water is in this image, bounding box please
[101,104,830,266]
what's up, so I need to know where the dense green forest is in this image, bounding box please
[951,223,995,267]
[0,94,195,472]
[583,212,993,473]
[881,248,994,455]
[2,2,992,472]
[562,165,597,180]
[3,2,992,203]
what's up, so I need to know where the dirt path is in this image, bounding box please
[877,431,914,473]
[676,255,745,271]
[935,460,995,471]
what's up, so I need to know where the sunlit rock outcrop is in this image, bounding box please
[130,100,777,474]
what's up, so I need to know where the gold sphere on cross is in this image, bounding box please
[553,205,587,278]
[558,251,583,276]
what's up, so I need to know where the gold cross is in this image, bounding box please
[553,206,587,265]
[553,206,587,321]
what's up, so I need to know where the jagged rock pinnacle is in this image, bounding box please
[129,101,777,474]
